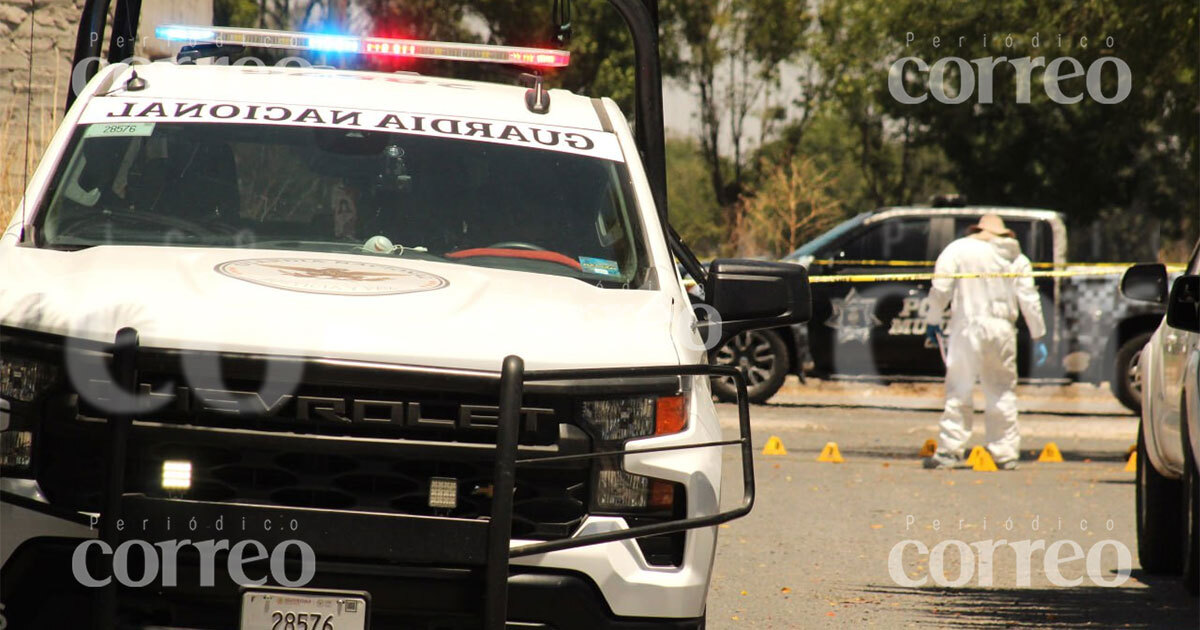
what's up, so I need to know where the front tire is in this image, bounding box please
[1112,333,1151,414]
[711,329,790,404]
[1136,422,1185,574]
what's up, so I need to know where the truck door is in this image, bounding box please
[1157,248,1200,439]
[949,216,1057,378]
[809,216,938,376]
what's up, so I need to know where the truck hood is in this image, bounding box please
[0,246,680,371]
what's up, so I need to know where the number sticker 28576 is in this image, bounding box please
[83,122,156,138]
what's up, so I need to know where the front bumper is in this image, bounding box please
[1,330,754,628]
[0,530,703,629]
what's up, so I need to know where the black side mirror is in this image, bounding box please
[703,259,811,338]
[1120,263,1168,304]
[1166,275,1200,332]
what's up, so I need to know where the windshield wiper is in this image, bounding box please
[40,242,98,252]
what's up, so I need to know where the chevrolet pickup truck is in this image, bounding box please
[0,2,811,628]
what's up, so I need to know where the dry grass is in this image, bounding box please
[733,155,843,258]
[2,62,62,230]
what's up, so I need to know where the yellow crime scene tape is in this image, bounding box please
[805,260,1186,284]
[681,261,1184,286]
[810,259,1185,269]
[808,267,1166,284]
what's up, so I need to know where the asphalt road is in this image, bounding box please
[707,379,1200,629]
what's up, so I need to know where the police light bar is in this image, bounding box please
[155,25,570,68]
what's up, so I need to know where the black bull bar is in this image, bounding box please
[95,328,755,629]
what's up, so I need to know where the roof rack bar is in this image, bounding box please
[483,355,525,629]
[67,0,112,111]
[606,0,668,225]
[108,0,143,64]
[98,327,138,629]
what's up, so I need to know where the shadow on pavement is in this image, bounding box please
[761,400,1133,418]
[815,445,1133,462]
[860,574,1199,628]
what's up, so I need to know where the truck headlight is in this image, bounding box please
[0,429,33,471]
[582,395,687,513]
[0,355,58,402]
[580,395,687,442]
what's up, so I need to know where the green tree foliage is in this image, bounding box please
[749,0,1195,257]
[666,137,725,256]
[757,110,952,217]
[214,0,260,28]
[660,0,807,205]
[872,0,1197,230]
[339,1,635,111]
[758,0,957,211]
[473,0,636,111]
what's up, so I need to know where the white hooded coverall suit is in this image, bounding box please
[924,236,1046,464]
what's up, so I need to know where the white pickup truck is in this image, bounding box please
[0,10,810,630]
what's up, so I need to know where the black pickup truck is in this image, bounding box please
[710,204,1166,413]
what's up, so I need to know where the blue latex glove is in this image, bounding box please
[925,324,942,346]
[1034,341,1049,367]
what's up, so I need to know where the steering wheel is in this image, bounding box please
[446,241,581,271]
[485,241,546,251]
[56,209,236,239]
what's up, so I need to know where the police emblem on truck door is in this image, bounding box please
[826,288,882,342]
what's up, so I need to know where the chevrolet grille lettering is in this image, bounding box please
[459,404,551,432]
[92,382,557,430]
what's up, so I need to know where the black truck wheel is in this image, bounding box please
[711,329,790,404]
[1136,423,1185,574]
[1112,332,1152,414]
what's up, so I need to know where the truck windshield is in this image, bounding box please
[34,118,651,288]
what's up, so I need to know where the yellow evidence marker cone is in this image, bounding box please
[972,448,998,472]
[1037,442,1064,463]
[966,445,987,467]
[919,439,938,458]
[762,436,787,455]
[817,442,844,463]
[1124,450,1137,472]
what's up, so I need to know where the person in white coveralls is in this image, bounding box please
[922,214,1047,470]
